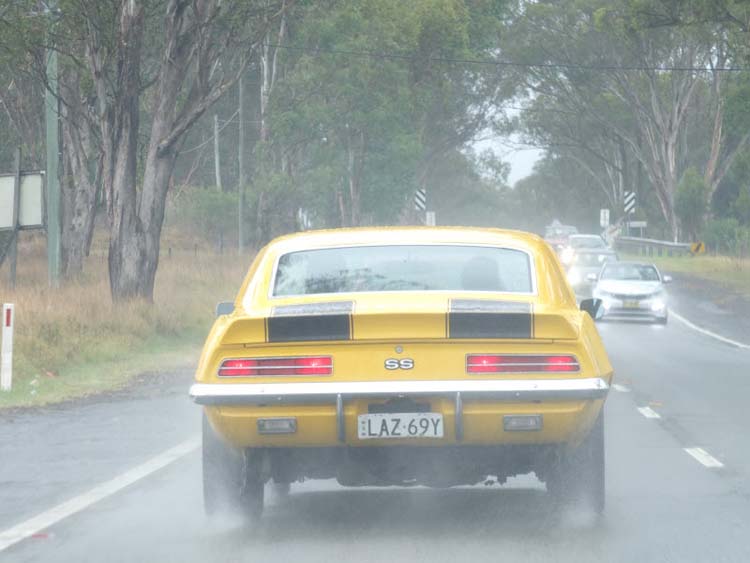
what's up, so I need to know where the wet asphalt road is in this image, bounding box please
[2,315,750,562]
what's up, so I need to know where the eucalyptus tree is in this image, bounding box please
[7,0,288,300]
[502,0,735,239]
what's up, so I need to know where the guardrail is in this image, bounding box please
[615,236,692,258]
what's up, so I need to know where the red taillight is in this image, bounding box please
[218,356,333,377]
[466,354,579,373]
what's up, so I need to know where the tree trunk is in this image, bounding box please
[59,67,100,278]
[104,2,146,301]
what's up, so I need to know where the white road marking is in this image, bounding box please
[671,310,750,350]
[612,384,630,393]
[637,406,661,419]
[0,436,199,553]
[684,447,724,468]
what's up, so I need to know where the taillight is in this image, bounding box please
[466,354,579,373]
[218,356,333,377]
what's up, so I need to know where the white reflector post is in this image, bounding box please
[1,303,13,391]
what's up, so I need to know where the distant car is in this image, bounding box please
[566,249,619,296]
[544,223,579,250]
[560,234,610,266]
[191,227,613,520]
[591,261,671,324]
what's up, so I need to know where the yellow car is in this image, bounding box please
[190,227,612,519]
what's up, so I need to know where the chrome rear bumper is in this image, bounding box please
[190,378,610,406]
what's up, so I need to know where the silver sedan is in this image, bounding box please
[590,261,671,324]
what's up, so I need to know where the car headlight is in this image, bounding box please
[650,297,666,311]
[561,248,575,265]
[567,268,582,286]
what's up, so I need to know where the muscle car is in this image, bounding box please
[190,227,612,519]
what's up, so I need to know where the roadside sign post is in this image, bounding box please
[414,188,427,224]
[623,191,636,236]
[1,304,13,391]
[599,209,610,229]
[691,242,706,255]
[46,43,61,288]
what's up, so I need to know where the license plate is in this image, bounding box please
[357,413,444,440]
[623,300,640,309]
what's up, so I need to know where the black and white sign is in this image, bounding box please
[414,188,427,211]
[624,191,636,215]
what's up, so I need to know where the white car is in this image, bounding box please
[590,261,671,324]
[560,234,610,266]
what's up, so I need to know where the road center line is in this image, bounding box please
[612,384,630,393]
[671,310,750,350]
[637,406,661,419]
[0,436,200,553]
[684,447,724,468]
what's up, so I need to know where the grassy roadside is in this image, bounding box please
[0,230,250,409]
[625,254,750,298]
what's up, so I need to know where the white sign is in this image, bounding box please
[0,173,45,230]
[599,208,610,228]
[425,211,436,226]
[628,221,647,228]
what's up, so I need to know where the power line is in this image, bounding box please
[180,109,240,155]
[269,43,746,73]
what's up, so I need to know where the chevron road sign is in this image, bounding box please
[414,188,427,211]
[624,191,636,215]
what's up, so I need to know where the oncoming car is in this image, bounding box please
[560,234,610,266]
[190,227,613,519]
[591,261,671,324]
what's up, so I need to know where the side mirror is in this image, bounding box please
[215,301,235,317]
[662,275,672,284]
[586,272,598,282]
[580,298,603,320]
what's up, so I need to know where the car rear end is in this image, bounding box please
[192,228,612,514]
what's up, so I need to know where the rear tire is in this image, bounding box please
[202,414,265,521]
[547,411,605,514]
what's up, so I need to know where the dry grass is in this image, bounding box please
[0,229,250,407]
[625,253,750,297]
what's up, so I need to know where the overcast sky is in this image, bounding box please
[474,135,543,187]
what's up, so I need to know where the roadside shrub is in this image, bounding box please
[703,218,750,256]
[675,167,707,240]
[167,187,238,249]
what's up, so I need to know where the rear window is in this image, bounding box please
[570,236,607,249]
[272,245,533,296]
[575,253,616,267]
[601,263,660,281]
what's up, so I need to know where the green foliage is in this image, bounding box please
[168,188,238,244]
[733,186,750,225]
[676,167,708,239]
[703,217,750,256]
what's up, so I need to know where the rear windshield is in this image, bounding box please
[272,245,533,296]
[575,253,616,267]
[570,236,607,249]
[601,263,660,281]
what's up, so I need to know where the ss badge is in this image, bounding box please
[385,358,414,370]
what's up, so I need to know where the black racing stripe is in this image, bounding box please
[267,314,351,342]
[448,300,532,339]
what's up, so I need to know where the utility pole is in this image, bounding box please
[45,43,61,288]
[8,148,21,289]
[213,114,222,191]
[238,76,245,254]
